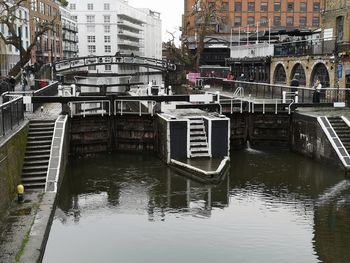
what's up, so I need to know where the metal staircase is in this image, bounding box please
[328,117,350,153]
[21,120,55,190]
[188,117,210,158]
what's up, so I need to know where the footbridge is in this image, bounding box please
[53,55,177,74]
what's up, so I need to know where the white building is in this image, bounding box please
[0,5,31,77]
[68,0,162,83]
[60,6,79,59]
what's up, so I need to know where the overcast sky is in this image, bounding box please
[128,0,183,45]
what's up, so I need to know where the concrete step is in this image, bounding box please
[190,125,204,130]
[29,126,54,132]
[26,149,51,156]
[190,142,208,147]
[22,182,46,189]
[190,136,207,142]
[22,165,48,173]
[22,170,47,178]
[29,123,55,129]
[190,147,209,153]
[190,131,206,136]
[24,154,50,161]
[191,152,210,158]
[28,131,54,136]
[22,176,47,183]
[27,140,52,146]
[189,119,203,124]
[24,160,49,166]
[27,135,53,141]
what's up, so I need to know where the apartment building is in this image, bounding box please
[68,0,162,76]
[0,5,31,77]
[60,6,79,59]
[29,0,63,64]
[182,0,323,65]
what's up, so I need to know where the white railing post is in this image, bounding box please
[121,101,123,115]
[240,100,243,114]
[101,101,104,117]
[83,102,86,118]
[139,101,142,116]
[231,99,233,114]
[295,91,299,103]
[263,100,265,114]
[114,100,116,115]
[275,100,278,114]
[282,91,287,103]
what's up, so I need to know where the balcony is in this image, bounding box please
[63,23,78,33]
[117,20,142,31]
[230,43,274,59]
[118,30,141,40]
[118,39,140,48]
[274,38,336,57]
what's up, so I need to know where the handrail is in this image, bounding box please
[114,99,156,116]
[0,96,25,137]
[68,100,111,117]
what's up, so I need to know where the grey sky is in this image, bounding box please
[128,0,183,45]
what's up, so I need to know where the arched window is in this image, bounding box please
[274,64,287,84]
[311,63,330,88]
[291,63,306,86]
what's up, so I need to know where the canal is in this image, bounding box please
[43,149,350,263]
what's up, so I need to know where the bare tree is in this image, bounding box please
[183,0,224,70]
[0,0,58,77]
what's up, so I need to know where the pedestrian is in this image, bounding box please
[313,79,322,103]
[290,74,299,93]
[9,76,16,92]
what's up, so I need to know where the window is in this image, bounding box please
[25,26,28,38]
[104,25,110,33]
[260,17,268,26]
[72,16,77,22]
[300,3,307,12]
[87,35,95,43]
[104,45,111,53]
[274,16,281,26]
[261,2,268,12]
[287,3,294,12]
[234,16,242,26]
[208,2,216,11]
[87,25,95,32]
[31,0,37,11]
[336,16,344,42]
[88,65,96,70]
[312,16,320,27]
[105,65,111,71]
[104,15,110,23]
[104,36,111,43]
[70,3,76,10]
[287,17,294,26]
[86,15,95,23]
[248,2,255,12]
[299,17,307,27]
[221,2,229,11]
[313,3,320,12]
[248,16,255,26]
[88,45,96,53]
[87,3,93,10]
[104,3,110,10]
[274,2,280,12]
[39,2,45,14]
[234,2,242,12]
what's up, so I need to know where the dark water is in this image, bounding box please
[43,149,350,263]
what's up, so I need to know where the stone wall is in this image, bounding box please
[291,113,341,168]
[0,123,28,221]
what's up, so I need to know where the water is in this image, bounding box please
[43,149,350,263]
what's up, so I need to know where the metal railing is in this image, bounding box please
[68,100,111,117]
[0,96,25,137]
[114,100,156,116]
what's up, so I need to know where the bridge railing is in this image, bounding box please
[114,100,157,116]
[0,96,25,137]
[68,100,111,117]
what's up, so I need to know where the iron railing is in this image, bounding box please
[0,96,25,137]
[68,100,111,117]
[114,100,156,116]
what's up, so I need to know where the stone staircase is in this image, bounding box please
[328,116,350,154]
[189,117,210,158]
[21,119,55,190]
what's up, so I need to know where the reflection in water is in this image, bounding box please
[44,151,350,263]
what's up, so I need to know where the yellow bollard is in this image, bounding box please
[17,184,24,203]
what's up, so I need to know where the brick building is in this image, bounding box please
[182,0,323,66]
[29,0,63,64]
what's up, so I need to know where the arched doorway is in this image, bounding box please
[290,63,306,86]
[311,63,330,88]
[274,64,287,84]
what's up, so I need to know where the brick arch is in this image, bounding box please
[290,63,307,86]
[310,62,330,88]
[273,63,287,84]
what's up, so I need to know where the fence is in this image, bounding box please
[0,96,25,137]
